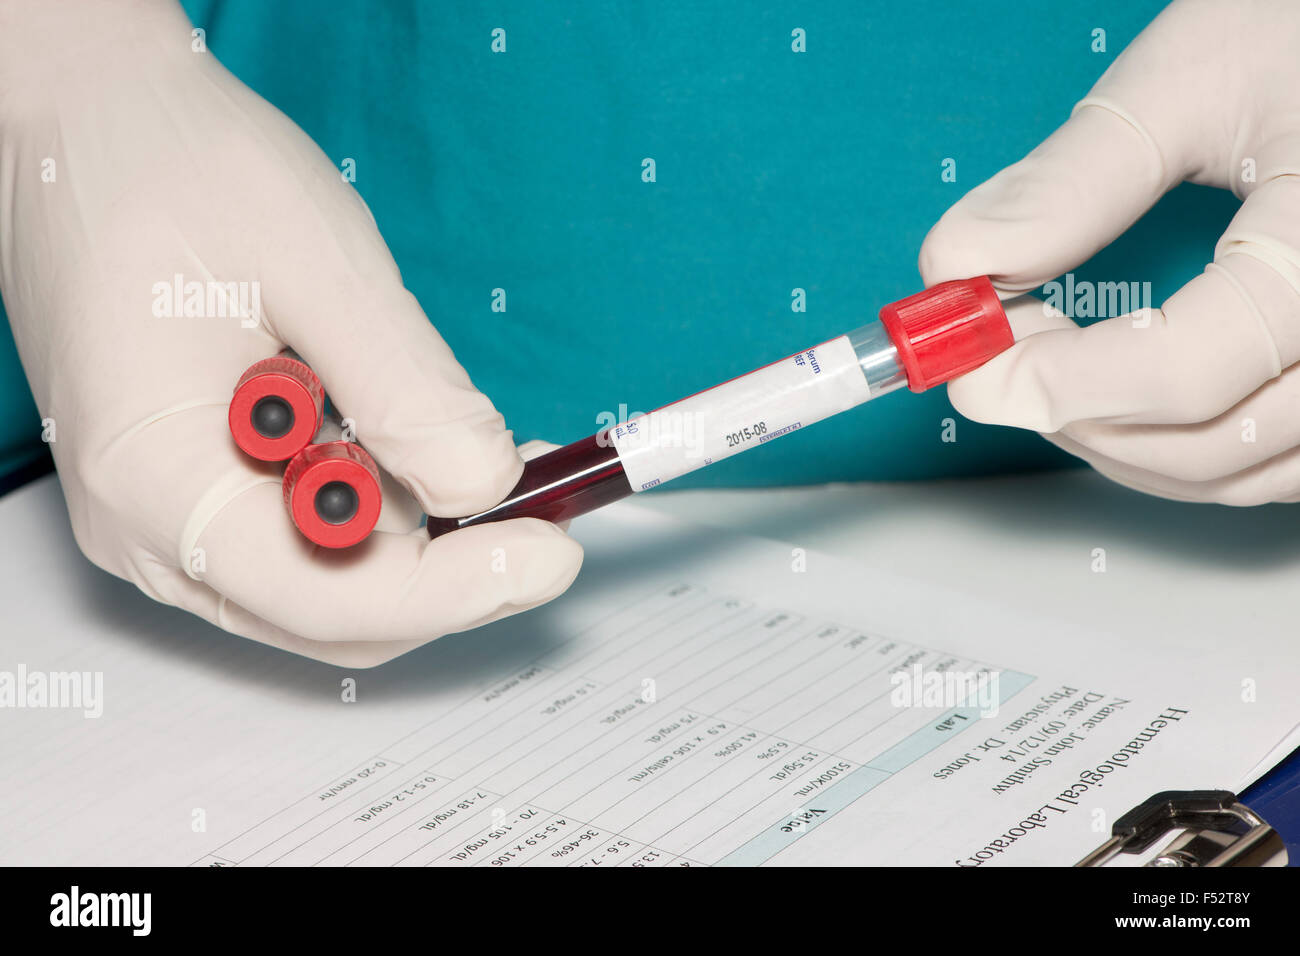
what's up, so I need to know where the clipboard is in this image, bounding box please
[1078,746,1300,867]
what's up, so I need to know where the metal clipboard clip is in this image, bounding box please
[1076,790,1288,867]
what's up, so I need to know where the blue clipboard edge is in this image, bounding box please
[1242,745,1300,864]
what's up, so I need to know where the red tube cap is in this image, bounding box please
[229,354,325,461]
[877,276,1013,392]
[283,441,382,549]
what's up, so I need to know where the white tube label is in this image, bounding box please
[610,335,874,492]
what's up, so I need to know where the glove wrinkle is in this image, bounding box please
[1205,260,1283,381]
[1073,97,1170,191]
[181,468,280,580]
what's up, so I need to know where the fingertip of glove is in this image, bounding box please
[945,296,1088,431]
[505,518,585,603]
[917,216,973,288]
[427,517,584,608]
[946,362,1061,434]
[403,426,525,517]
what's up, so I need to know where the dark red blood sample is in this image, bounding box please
[425,276,1013,540]
[427,432,633,538]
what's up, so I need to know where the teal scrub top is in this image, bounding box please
[0,0,1239,487]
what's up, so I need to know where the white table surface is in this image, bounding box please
[637,467,1300,648]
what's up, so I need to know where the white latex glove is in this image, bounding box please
[920,0,1300,505]
[0,0,583,666]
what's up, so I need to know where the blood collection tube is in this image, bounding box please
[229,351,383,549]
[427,276,1012,539]
[282,440,383,549]
[228,351,324,461]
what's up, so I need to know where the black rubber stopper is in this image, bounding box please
[251,395,294,439]
[315,481,359,525]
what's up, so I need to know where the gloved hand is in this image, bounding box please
[0,0,583,666]
[920,0,1300,505]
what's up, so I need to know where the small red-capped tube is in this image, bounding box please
[428,276,1012,539]
[283,441,383,548]
[229,351,325,461]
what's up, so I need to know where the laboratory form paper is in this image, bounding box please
[2,475,1298,866]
